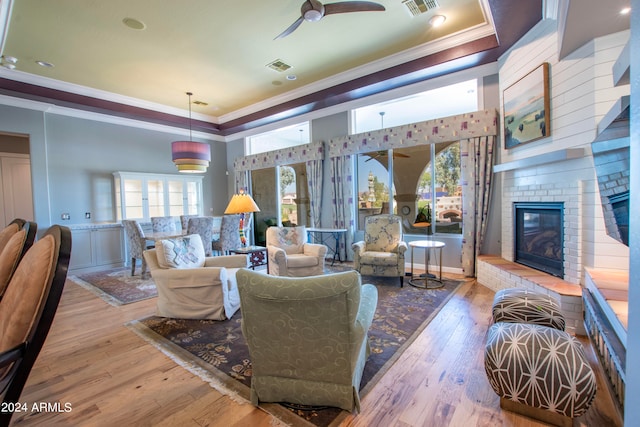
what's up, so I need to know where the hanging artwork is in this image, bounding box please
[503,62,551,148]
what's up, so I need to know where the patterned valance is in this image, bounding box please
[234,140,324,172]
[327,109,498,158]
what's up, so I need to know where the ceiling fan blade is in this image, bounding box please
[274,16,305,40]
[324,1,386,15]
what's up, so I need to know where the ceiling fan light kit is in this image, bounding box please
[276,0,386,39]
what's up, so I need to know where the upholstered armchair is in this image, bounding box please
[352,214,407,287]
[265,226,327,277]
[122,220,153,276]
[151,216,180,232]
[236,268,378,412]
[143,234,248,320]
[212,214,242,255]
[187,216,215,256]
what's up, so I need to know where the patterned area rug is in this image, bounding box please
[70,268,157,305]
[127,266,462,427]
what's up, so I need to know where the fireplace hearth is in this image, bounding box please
[514,202,564,278]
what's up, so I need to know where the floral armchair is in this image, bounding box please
[352,214,407,287]
[266,226,327,277]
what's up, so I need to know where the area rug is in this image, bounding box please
[126,268,462,427]
[69,267,157,305]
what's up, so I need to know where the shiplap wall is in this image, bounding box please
[497,18,630,283]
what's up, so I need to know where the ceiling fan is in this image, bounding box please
[275,0,386,39]
[365,150,410,162]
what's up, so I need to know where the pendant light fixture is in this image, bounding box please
[171,92,211,173]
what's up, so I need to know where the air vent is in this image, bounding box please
[266,59,292,73]
[402,0,439,16]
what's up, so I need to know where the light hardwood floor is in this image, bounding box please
[11,273,621,427]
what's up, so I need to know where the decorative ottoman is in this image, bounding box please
[492,288,565,330]
[484,322,597,426]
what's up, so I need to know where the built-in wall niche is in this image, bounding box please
[592,96,630,247]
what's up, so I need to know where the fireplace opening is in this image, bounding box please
[514,202,564,278]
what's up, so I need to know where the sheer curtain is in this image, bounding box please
[460,135,496,277]
[306,159,323,228]
[330,154,355,261]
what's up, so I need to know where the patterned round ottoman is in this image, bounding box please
[484,322,596,423]
[492,288,565,330]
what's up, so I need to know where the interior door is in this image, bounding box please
[1,154,34,223]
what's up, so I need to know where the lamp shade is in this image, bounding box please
[224,192,260,214]
[171,140,211,173]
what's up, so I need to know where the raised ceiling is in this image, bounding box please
[0,0,545,136]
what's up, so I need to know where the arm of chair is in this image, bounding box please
[204,254,249,268]
[302,242,328,258]
[396,241,408,254]
[266,245,287,276]
[351,241,365,267]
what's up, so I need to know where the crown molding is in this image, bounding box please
[0,93,223,141]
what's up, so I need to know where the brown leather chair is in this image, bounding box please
[0,219,37,298]
[0,225,71,426]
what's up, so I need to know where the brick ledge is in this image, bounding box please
[477,255,582,297]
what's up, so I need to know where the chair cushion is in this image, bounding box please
[0,222,20,253]
[0,229,26,295]
[286,253,319,268]
[155,234,205,269]
[273,227,305,255]
[359,251,400,266]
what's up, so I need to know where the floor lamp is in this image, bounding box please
[224,189,260,247]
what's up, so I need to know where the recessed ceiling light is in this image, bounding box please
[2,56,17,64]
[620,7,631,14]
[286,75,297,81]
[123,17,146,30]
[36,60,54,68]
[429,14,446,27]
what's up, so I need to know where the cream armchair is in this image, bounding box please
[143,234,248,320]
[265,226,327,277]
[352,214,408,287]
[236,268,378,412]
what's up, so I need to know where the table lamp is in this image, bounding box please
[224,189,260,247]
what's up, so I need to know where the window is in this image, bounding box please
[352,79,478,133]
[417,143,462,234]
[246,122,310,155]
[353,79,476,234]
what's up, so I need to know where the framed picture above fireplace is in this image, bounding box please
[503,62,550,149]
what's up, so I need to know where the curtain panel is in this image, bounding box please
[330,154,355,261]
[460,135,496,277]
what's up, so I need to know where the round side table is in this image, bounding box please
[408,240,446,289]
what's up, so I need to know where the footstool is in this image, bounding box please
[492,288,565,330]
[484,322,596,426]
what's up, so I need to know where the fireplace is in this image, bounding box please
[514,202,564,277]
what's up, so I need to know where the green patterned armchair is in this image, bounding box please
[236,269,378,412]
[352,214,407,287]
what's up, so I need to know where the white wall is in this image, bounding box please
[497,18,630,283]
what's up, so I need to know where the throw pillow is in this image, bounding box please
[156,234,205,269]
